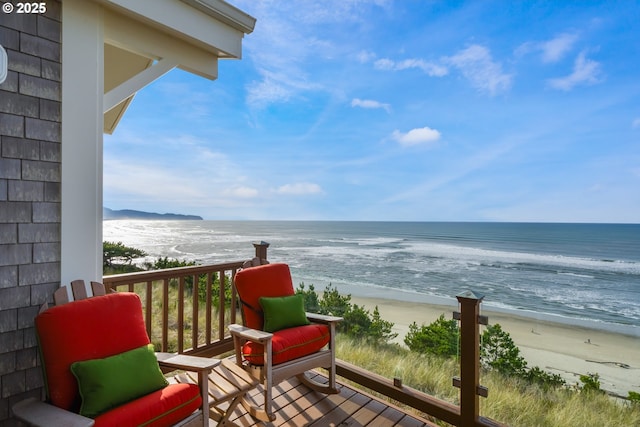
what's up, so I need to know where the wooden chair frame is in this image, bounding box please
[12,280,215,427]
[228,260,342,421]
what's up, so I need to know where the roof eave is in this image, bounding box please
[180,0,256,35]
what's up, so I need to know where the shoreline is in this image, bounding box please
[304,280,640,338]
[349,294,640,397]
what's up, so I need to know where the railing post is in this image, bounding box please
[252,241,270,262]
[456,290,484,426]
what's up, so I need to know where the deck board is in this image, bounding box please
[211,370,435,427]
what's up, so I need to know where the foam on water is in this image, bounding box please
[103,220,640,336]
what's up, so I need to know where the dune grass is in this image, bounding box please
[335,336,640,427]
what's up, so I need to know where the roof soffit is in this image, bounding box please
[103,44,152,134]
[91,0,255,133]
[95,0,255,59]
[103,9,218,80]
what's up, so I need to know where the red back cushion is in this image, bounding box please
[234,263,294,330]
[36,292,150,411]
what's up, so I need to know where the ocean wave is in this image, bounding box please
[557,271,595,278]
[401,241,640,275]
[104,220,640,334]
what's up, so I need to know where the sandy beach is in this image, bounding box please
[350,295,640,397]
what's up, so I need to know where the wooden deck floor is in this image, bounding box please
[212,371,437,427]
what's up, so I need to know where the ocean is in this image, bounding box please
[103,220,640,336]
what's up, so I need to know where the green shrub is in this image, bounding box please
[296,283,321,313]
[524,366,566,389]
[318,284,353,318]
[481,323,528,377]
[103,241,147,267]
[297,283,396,344]
[580,373,604,394]
[404,314,460,357]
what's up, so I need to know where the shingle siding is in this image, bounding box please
[0,2,61,421]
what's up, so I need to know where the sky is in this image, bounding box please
[103,0,640,223]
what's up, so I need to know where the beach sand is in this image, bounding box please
[350,295,640,397]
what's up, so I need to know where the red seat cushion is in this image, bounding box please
[242,324,330,365]
[36,292,150,412]
[234,263,294,330]
[93,383,201,427]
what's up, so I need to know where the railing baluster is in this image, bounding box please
[192,274,198,351]
[162,278,169,352]
[231,267,238,325]
[103,262,246,354]
[206,272,213,345]
[218,270,226,341]
[178,276,185,353]
[145,280,152,340]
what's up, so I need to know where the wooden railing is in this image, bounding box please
[336,291,507,427]
[102,241,505,427]
[103,262,242,357]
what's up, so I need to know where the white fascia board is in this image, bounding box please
[104,9,218,80]
[96,0,254,59]
[180,0,256,34]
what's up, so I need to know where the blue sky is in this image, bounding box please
[104,0,640,223]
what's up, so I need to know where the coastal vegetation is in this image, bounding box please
[103,241,147,273]
[336,335,640,427]
[103,244,640,426]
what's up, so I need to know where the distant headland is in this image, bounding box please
[103,207,203,220]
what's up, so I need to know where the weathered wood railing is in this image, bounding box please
[103,262,242,357]
[101,241,505,427]
[336,290,506,427]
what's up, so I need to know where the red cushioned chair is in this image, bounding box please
[12,281,215,427]
[228,261,342,421]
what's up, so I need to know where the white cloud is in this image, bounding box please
[517,33,579,63]
[445,45,512,95]
[351,98,391,113]
[104,158,206,202]
[275,182,324,195]
[223,186,259,198]
[391,126,441,147]
[547,51,602,91]
[357,50,376,63]
[540,32,579,63]
[374,58,448,77]
[246,75,293,107]
[238,1,388,109]
[632,118,640,129]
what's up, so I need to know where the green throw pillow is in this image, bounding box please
[70,344,168,418]
[260,294,310,332]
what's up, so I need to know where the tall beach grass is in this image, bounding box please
[336,336,640,427]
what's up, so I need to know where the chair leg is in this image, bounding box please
[240,397,275,423]
[297,371,339,394]
[216,394,243,426]
[198,370,209,427]
[237,345,276,422]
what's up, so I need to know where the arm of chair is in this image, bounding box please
[306,312,343,324]
[155,352,219,372]
[229,324,274,367]
[155,353,218,427]
[228,324,273,344]
[12,397,95,427]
